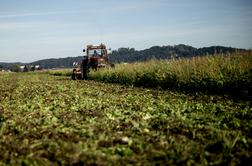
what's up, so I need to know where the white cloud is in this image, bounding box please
[0,10,82,19]
[0,22,52,30]
[0,0,161,20]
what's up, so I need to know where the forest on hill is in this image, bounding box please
[109,44,242,63]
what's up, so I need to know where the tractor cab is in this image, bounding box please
[72,43,113,80]
[84,44,109,69]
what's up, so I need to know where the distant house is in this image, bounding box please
[35,65,41,70]
[18,64,42,72]
[20,66,25,72]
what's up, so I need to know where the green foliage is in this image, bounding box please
[48,69,72,76]
[88,52,252,97]
[0,72,251,165]
[109,45,243,63]
[11,64,21,72]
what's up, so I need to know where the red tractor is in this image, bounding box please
[72,44,114,80]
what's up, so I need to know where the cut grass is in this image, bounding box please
[0,73,251,165]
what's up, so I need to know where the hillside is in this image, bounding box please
[0,62,26,71]
[109,45,242,63]
[32,56,84,69]
[0,45,245,70]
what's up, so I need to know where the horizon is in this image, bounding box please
[0,0,252,63]
[0,44,249,64]
[0,44,247,64]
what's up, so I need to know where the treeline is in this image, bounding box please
[0,45,245,70]
[109,44,243,63]
[0,62,24,71]
[0,57,83,71]
[32,56,84,69]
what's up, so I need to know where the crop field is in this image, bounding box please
[89,52,252,97]
[0,70,251,165]
[1,52,252,165]
[50,52,252,98]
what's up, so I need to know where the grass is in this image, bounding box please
[0,72,251,165]
[47,68,72,77]
[88,52,252,97]
[49,52,252,97]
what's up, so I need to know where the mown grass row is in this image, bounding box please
[89,52,252,97]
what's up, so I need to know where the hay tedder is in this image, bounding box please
[72,44,114,80]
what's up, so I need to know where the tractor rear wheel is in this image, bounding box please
[71,71,76,80]
[81,58,89,80]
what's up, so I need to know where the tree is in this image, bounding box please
[11,65,21,72]
[30,65,35,72]
[23,65,29,72]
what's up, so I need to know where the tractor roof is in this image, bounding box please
[86,44,106,50]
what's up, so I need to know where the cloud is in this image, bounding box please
[0,10,82,19]
[0,22,51,30]
[0,1,153,19]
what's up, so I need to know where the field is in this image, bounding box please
[50,52,252,98]
[0,53,252,165]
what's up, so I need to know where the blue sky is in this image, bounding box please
[0,0,251,62]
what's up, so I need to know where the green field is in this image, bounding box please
[1,52,252,165]
[50,52,252,98]
[0,71,251,165]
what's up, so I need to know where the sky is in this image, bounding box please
[0,0,251,62]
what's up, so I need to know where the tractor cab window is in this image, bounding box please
[87,49,107,57]
[87,49,102,57]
